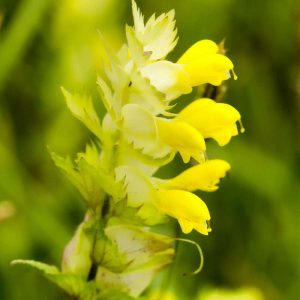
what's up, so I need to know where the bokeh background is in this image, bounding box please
[0,0,299,299]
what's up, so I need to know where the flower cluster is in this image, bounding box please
[104,1,242,235]
[13,2,243,299]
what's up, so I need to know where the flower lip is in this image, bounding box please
[156,118,206,163]
[156,189,211,235]
[176,98,242,146]
[164,159,231,192]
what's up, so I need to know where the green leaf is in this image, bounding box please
[96,232,129,273]
[49,150,84,195]
[76,144,125,200]
[61,87,103,141]
[79,283,101,300]
[11,260,87,296]
[11,259,59,274]
[97,36,130,120]
[46,274,87,296]
[125,25,146,66]
[50,150,103,207]
[50,148,124,207]
[97,66,129,120]
[97,76,115,118]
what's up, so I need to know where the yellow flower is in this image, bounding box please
[151,160,230,234]
[178,39,235,86]
[177,98,243,146]
[156,189,211,235]
[164,159,231,192]
[121,104,206,163]
[140,39,235,100]
[156,118,206,163]
[115,165,214,235]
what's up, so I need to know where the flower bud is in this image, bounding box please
[61,221,93,279]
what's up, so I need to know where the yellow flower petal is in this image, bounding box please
[178,219,211,235]
[194,221,212,235]
[178,219,194,234]
[156,189,210,235]
[166,159,231,192]
[182,55,233,86]
[156,119,206,163]
[178,40,234,86]
[178,40,219,62]
[177,98,242,146]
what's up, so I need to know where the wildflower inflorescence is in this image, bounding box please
[13,2,243,299]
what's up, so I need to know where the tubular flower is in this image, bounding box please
[121,104,206,163]
[156,190,211,235]
[156,119,206,163]
[116,158,230,235]
[162,159,231,192]
[140,40,235,100]
[177,39,235,86]
[177,98,243,146]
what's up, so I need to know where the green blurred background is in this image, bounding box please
[0,0,299,299]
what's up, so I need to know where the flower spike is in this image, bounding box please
[14,2,242,299]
